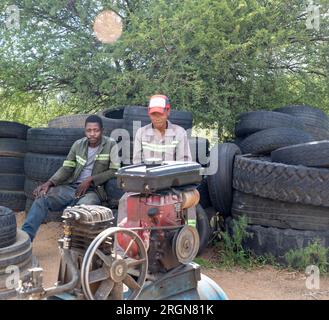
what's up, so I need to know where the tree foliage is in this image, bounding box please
[0,0,329,134]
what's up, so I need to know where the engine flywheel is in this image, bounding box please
[173,225,200,264]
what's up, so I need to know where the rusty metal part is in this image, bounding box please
[173,226,200,264]
[81,227,148,300]
[181,189,200,209]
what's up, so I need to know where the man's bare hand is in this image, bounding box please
[33,181,54,198]
[75,176,93,198]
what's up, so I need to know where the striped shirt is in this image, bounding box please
[133,121,192,164]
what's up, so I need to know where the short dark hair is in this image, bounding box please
[85,115,103,129]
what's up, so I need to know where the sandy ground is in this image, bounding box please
[16,212,329,300]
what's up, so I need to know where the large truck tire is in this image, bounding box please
[207,143,241,216]
[235,111,304,137]
[233,155,329,208]
[239,127,313,155]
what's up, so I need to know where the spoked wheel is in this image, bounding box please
[81,227,148,300]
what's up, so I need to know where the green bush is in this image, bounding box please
[284,239,329,274]
[218,216,255,268]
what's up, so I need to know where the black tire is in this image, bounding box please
[0,240,32,272]
[189,137,210,166]
[0,191,26,212]
[239,127,313,155]
[0,157,24,174]
[0,121,30,140]
[207,143,241,216]
[271,141,329,168]
[105,178,125,208]
[0,207,17,248]
[24,153,65,181]
[123,106,193,138]
[0,229,30,258]
[97,107,125,135]
[232,191,329,231]
[233,155,329,208]
[27,128,84,155]
[197,177,212,209]
[196,204,211,256]
[274,105,329,140]
[235,111,304,137]
[0,173,25,191]
[0,232,33,298]
[48,114,90,128]
[0,174,24,191]
[226,219,329,263]
[0,139,27,158]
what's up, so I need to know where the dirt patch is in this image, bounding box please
[16,212,329,300]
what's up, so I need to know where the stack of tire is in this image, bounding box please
[24,128,85,222]
[0,121,30,212]
[221,105,329,263]
[0,207,33,299]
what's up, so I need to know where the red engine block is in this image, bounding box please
[117,193,185,257]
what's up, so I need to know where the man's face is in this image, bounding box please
[85,122,103,145]
[149,110,169,130]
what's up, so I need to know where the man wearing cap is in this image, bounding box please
[133,95,192,164]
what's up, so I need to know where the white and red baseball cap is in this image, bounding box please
[148,95,171,114]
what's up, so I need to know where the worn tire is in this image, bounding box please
[274,105,329,140]
[235,111,304,137]
[0,174,24,191]
[239,127,313,155]
[226,218,329,263]
[0,121,30,140]
[0,157,24,174]
[196,204,211,256]
[189,137,210,166]
[48,114,90,128]
[233,155,329,208]
[0,207,17,248]
[207,143,241,216]
[232,191,329,231]
[0,139,27,158]
[97,107,125,136]
[0,230,33,297]
[123,106,193,138]
[27,128,84,155]
[24,153,65,181]
[0,191,26,212]
[271,141,329,168]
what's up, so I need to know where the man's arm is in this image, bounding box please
[176,130,192,162]
[132,128,143,164]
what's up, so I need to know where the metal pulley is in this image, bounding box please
[172,225,200,264]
